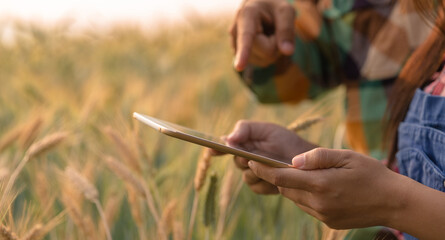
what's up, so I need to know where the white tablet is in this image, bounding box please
[133,112,291,168]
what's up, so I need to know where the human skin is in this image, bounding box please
[230,0,295,71]
[224,120,445,239]
[223,120,317,194]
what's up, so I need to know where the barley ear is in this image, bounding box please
[0,132,68,218]
[20,117,43,149]
[22,224,43,240]
[194,149,212,192]
[0,128,22,153]
[64,167,112,240]
[102,155,161,226]
[64,167,98,202]
[0,224,17,240]
[160,199,177,235]
[203,173,218,227]
[287,117,323,132]
[26,132,69,160]
[103,127,142,174]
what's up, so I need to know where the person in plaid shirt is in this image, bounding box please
[220,0,445,239]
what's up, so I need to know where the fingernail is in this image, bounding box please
[292,154,305,169]
[280,41,294,55]
[248,160,253,167]
[227,131,237,141]
[233,56,241,71]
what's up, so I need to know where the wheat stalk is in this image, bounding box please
[0,224,17,240]
[103,127,142,174]
[187,149,213,240]
[103,192,122,227]
[187,195,199,240]
[102,155,166,238]
[216,167,235,239]
[0,168,9,182]
[61,194,96,240]
[160,199,177,236]
[102,155,161,221]
[173,221,184,240]
[103,156,145,197]
[26,132,69,159]
[27,211,66,240]
[64,167,112,240]
[21,224,42,240]
[126,186,146,240]
[287,117,323,132]
[0,132,68,220]
[19,117,43,149]
[0,128,22,153]
[65,167,98,202]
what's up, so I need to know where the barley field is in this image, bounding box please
[0,15,352,239]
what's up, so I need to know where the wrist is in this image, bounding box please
[380,172,413,229]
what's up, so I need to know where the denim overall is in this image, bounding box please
[396,89,445,240]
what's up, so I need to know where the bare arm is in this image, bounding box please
[247,148,445,239]
[389,175,445,240]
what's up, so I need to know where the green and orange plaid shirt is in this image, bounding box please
[239,0,432,161]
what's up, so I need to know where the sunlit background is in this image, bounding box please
[0,0,348,239]
[1,0,242,27]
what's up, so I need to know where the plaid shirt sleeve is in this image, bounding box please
[238,0,431,160]
[238,0,429,104]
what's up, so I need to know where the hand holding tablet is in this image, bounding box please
[133,112,292,168]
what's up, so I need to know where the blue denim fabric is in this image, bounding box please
[396,89,445,240]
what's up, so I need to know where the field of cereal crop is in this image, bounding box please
[0,16,351,239]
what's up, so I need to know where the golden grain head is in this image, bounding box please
[161,199,177,232]
[287,117,323,132]
[203,173,218,227]
[26,132,69,159]
[20,117,44,149]
[103,127,141,174]
[193,149,212,192]
[0,224,17,240]
[102,155,146,197]
[65,167,98,202]
[22,224,43,240]
[0,128,22,153]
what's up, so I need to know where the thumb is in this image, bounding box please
[292,148,347,170]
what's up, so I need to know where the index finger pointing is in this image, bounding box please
[234,6,259,71]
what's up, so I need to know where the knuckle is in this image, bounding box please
[277,186,288,196]
[311,177,328,192]
[239,5,257,18]
[241,31,255,40]
[311,148,327,161]
[271,173,286,187]
[235,119,249,128]
[342,149,355,158]
[276,3,295,16]
[243,170,258,184]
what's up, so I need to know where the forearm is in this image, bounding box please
[387,174,445,239]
